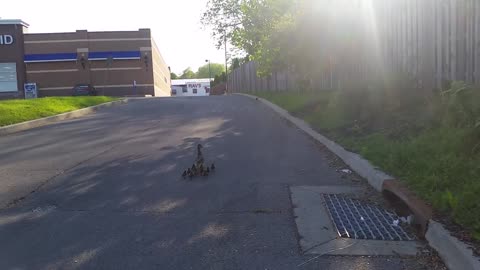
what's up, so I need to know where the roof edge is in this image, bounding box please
[0,19,29,27]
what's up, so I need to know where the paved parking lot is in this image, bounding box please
[0,96,428,269]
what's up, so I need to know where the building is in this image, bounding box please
[0,19,171,98]
[171,79,211,97]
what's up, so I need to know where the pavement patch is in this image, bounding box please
[290,185,421,256]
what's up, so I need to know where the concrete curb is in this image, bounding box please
[0,99,128,136]
[426,221,480,270]
[383,179,433,236]
[236,93,480,270]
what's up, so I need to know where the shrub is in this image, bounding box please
[253,79,480,239]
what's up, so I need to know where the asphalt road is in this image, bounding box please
[0,96,427,270]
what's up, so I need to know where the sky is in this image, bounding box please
[1,0,226,75]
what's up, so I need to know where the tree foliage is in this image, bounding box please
[229,56,250,71]
[202,0,369,81]
[179,67,196,79]
[202,0,299,76]
[212,72,227,87]
[196,63,225,79]
[201,0,243,48]
[170,72,178,80]
[176,63,226,79]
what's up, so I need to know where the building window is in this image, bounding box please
[171,89,177,95]
[193,89,197,94]
[0,63,17,92]
[182,87,187,93]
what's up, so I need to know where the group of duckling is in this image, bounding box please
[181,144,215,179]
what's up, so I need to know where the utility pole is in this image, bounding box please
[224,33,228,94]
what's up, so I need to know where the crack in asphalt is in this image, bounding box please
[212,209,284,215]
[3,122,166,210]
[25,205,286,216]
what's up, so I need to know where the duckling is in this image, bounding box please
[206,167,210,174]
[181,170,187,178]
[210,163,215,171]
[199,164,204,174]
[191,164,197,173]
[196,144,204,164]
[186,168,193,178]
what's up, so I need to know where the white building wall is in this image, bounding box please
[171,79,211,97]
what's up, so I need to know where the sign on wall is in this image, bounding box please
[187,82,211,95]
[0,35,14,45]
[24,83,38,99]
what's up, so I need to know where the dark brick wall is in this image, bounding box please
[0,23,26,98]
[23,29,166,97]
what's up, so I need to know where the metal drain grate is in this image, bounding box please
[323,194,414,241]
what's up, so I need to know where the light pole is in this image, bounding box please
[205,59,212,85]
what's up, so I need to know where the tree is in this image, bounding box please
[196,63,225,79]
[202,0,299,76]
[201,0,243,49]
[179,67,196,79]
[170,72,178,80]
[230,58,241,71]
[212,72,227,87]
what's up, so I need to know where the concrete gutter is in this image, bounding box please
[236,93,390,191]
[236,93,480,270]
[0,99,128,136]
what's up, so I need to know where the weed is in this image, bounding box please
[252,81,480,239]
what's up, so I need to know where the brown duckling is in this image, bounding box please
[196,144,204,164]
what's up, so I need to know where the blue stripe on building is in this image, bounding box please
[88,51,141,60]
[24,53,78,62]
[24,51,141,62]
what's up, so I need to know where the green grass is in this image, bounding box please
[254,91,332,113]
[253,90,480,240]
[341,130,480,236]
[255,91,349,130]
[0,96,118,127]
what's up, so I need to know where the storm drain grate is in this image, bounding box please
[323,194,414,241]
